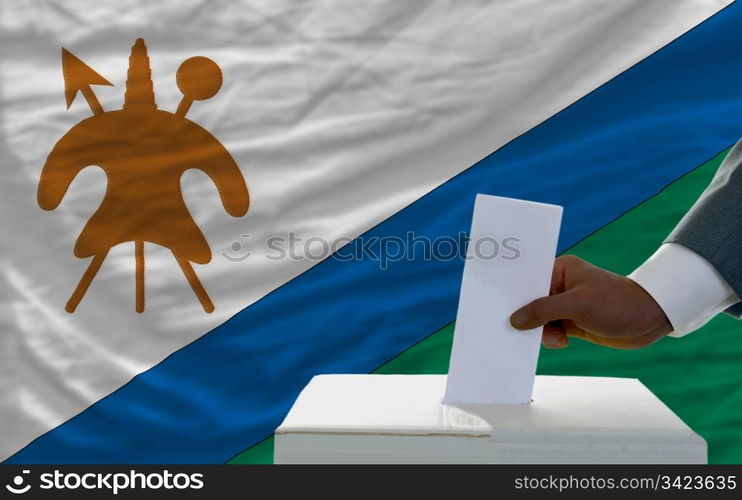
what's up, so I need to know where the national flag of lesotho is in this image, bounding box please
[0,0,739,464]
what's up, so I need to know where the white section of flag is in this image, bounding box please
[0,0,730,460]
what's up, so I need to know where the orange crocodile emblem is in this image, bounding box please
[38,38,249,314]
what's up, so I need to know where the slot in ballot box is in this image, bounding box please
[274,375,706,464]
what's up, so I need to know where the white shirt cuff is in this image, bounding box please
[628,243,739,337]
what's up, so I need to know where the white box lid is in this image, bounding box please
[276,375,704,446]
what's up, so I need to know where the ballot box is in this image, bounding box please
[274,374,706,464]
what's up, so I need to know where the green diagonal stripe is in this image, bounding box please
[230,147,740,464]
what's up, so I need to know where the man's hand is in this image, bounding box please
[509,255,672,349]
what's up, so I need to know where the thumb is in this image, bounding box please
[510,291,584,330]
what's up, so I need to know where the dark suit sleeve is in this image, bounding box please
[666,139,742,317]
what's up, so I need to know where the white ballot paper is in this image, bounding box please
[444,194,563,405]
